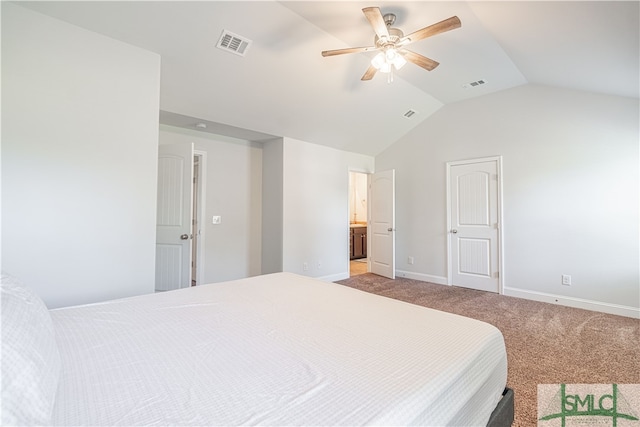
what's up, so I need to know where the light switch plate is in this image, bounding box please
[212,215,221,224]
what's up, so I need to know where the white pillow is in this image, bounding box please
[1,272,61,426]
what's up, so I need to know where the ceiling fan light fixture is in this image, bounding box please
[392,52,407,70]
[371,48,406,73]
[371,52,386,70]
[385,48,398,61]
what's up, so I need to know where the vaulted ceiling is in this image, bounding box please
[14,1,640,156]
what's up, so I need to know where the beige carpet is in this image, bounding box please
[335,273,639,426]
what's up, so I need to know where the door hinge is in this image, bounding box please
[494,271,499,279]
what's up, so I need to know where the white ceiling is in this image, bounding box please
[14,1,639,156]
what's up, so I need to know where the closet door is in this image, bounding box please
[447,157,501,293]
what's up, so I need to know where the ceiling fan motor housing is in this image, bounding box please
[375,27,404,47]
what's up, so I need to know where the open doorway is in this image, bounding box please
[349,171,369,276]
[191,151,206,286]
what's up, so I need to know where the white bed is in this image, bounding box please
[2,272,509,426]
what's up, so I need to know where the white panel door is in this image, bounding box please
[448,158,501,293]
[155,143,194,291]
[370,169,395,279]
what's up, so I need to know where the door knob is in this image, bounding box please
[451,229,458,234]
[180,234,189,240]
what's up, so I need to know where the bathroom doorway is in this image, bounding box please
[349,171,369,276]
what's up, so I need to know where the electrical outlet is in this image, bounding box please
[562,274,571,286]
[408,256,414,265]
[303,262,308,271]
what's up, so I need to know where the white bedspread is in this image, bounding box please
[50,272,507,426]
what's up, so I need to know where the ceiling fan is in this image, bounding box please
[321,7,461,82]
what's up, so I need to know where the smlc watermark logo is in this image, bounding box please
[539,384,640,426]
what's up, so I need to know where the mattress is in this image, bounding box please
[50,272,507,426]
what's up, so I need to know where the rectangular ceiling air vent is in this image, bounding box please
[216,30,252,56]
[403,109,418,119]
[462,79,487,89]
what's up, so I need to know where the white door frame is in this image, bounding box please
[446,156,504,293]
[193,150,207,286]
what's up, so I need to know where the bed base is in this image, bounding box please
[486,388,514,427]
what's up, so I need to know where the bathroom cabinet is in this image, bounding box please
[350,226,367,260]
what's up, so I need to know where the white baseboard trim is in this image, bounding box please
[319,272,350,282]
[395,270,448,286]
[394,271,639,319]
[503,287,640,319]
[341,268,639,319]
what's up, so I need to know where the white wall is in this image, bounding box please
[262,138,284,274]
[376,84,639,317]
[159,125,262,283]
[157,132,374,282]
[282,138,374,281]
[2,4,160,308]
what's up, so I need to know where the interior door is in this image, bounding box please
[370,169,395,279]
[448,158,501,293]
[155,143,194,291]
